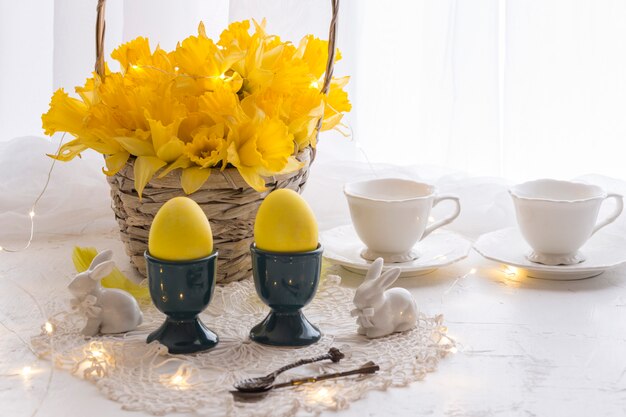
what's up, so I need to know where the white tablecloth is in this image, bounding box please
[1,137,625,416]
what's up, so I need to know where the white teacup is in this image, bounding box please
[344,178,461,263]
[509,179,624,265]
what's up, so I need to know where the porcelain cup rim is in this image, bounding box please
[509,179,607,204]
[344,178,436,203]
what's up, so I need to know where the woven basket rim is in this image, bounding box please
[112,147,311,191]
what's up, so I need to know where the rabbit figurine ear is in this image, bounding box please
[90,260,115,281]
[377,267,401,289]
[365,258,385,281]
[89,250,114,271]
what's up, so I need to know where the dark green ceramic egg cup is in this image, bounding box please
[145,251,219,354]
[249,244,323,347]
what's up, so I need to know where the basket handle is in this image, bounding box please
[94,0,340,161]
[95,0,106,78]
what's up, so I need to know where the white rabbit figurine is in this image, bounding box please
[351,258,418,338]
[68,250,143,336]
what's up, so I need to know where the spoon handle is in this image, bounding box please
[271,347,344,378]
[273,361,380,389]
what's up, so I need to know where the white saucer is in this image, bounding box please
[474,227,626,280]
[320,225,472,278]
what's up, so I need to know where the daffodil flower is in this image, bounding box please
[41,19,350,196]
[226,118,302,191]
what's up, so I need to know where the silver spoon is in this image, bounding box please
[231,361,380,398]
[233,347,345,393]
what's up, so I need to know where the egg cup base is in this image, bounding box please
[250,309,321,347]
[147,317,218,354]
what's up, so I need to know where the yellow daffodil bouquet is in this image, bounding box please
[41,20,350,197]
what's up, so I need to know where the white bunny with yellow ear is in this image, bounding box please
[351,258,418,338]
[68,250,143,336]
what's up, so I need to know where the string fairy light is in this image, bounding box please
[43,321,54,334]
[75,341,114,379]
[0,134,65,253]
[127,63,229,82]
[441,267,477,302]
[500,265,527,288]
[304,384,338,408]
[503,265,519,279]
[21,366,33,377]
[159,364,195,390]
[0,267,57,417]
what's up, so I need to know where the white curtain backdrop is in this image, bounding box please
[2,0,626,179]
[1,0,626,240]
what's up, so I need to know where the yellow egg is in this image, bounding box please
[148,197,213,261]
[254,189,318,253]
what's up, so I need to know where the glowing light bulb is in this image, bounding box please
[162,366,193,389]
[91,349,104,359]
[469,268,477,275]
[29,210,35,218]
[312,386,332,402]
[21,366,32,376]
[44,322,54,334]
[131,65,140,70]
[504,265,518,278]
[219,73,226,80]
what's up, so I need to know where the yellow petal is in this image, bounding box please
[134,156,166,199]
[147,118,183,154]
[48,138,88,161]
[81,135,121,155]
[72,245,97,272]
[171,31,223,76]
[218,20,252,50]
[181,166,212,194]
[237,134,263,167]
[281,156,305,174]
[226,141,242,167]
[237,166,267,192]
[254,118,294,171]
[115,136,156,156]
[155,139,185,163]
[111,37,152,70]
[331,75,350,89]
[321,113,345,131]
[41,89,88,136]
[258,155,303,177]
[103,151,130,175]
[72,246,149,301]
[199,87,245,124]
[158,156,192,178]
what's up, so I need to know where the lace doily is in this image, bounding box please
[32,270,454,417]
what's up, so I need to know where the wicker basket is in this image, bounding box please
[95,0,339,283]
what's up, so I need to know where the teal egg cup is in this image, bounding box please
[249,244,323,347]
[145,251,219,354]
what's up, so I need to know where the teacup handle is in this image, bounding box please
[591,193,624,236]
[422,195,461,239]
